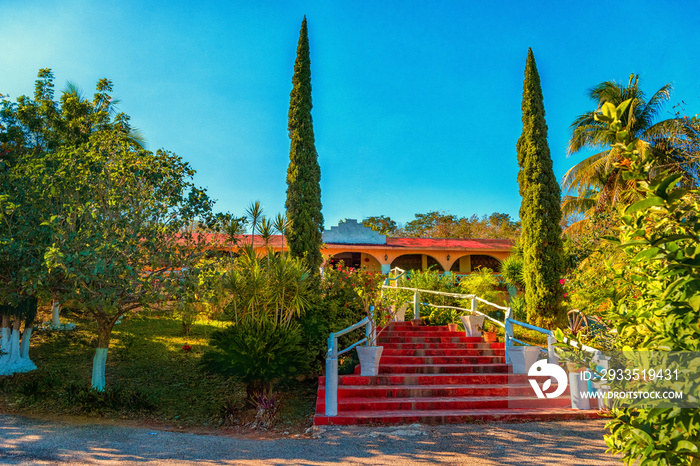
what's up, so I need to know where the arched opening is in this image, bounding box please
[391,254,444,272]
[449,254,502,273]
[328,252,382,271]
[329,252,361,269]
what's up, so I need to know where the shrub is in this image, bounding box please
[201,317,310,399]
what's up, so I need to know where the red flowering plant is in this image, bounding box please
[320,261,390,346]
[182,344,192,353]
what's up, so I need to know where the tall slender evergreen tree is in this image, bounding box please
[516,48,564,327]
[285,17,323,274]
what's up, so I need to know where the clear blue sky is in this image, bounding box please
[1,0,698,230]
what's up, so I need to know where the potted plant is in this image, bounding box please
[354,277,394,376]
[356,303,392,376]
[507,345,543,374]
[482,321,499,342]
[552,326,598,410]
[460,311,485,337]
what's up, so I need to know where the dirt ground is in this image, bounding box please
[0,413,620,465]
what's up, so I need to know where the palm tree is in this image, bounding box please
[245,201,263,250]
[224,216,246,265]
[272,213,289,254]
[258,217,274,248]
[562,74,699,232]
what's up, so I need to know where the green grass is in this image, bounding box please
[0,310,317,431]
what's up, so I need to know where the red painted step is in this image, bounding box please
[314,321,598,426]
[314,408,601,426]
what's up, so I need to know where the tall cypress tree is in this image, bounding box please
[516,48,564,327]
[285,17,323,273]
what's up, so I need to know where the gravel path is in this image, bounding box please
[0,414,619,465]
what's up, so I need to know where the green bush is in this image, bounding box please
[202,318,310,398]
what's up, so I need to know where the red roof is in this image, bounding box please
[191,233,513,251]
[386,237,514,250]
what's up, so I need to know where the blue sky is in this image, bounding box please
[1,0,699,230]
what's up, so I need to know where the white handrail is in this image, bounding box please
[419,303,506,328]
[325,316,372,416]
[384,285,476,300]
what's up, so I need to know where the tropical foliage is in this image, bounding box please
[557,99,700,465]
[563,74,700,233]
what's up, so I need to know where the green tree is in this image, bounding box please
[395,211,520,240]
[516,48,565,327]
[285,17,323,274]
[3,73,214,390]
[0,70,80,370]
[361,215,397,235]
[562,74,699,233]
[400,211,458,238]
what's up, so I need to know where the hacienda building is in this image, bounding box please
[223,219,514,276]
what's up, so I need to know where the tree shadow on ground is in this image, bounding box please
[0,415,619,465]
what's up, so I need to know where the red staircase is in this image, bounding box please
[314,321,600,425]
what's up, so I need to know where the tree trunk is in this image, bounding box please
[0,314,10,355]
[51,300,61,327]
[0,319,22,375]
[8,319,21,364]
[91,314,115,391]
[20,326,32,359]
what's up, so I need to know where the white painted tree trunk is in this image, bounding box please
[91,348,109,391]
[51,300,61,327]
[1,314,10,355]
[0,326,9,355]
[20,327,32,359]
[8,325,20,365]
[0,331,20,375]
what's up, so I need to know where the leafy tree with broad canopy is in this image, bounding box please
[285,17,324,274]
[516,48,565,327]
[2,70,214,390]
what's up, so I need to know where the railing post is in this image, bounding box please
[369,305,376,345]
[413,290,420,321]
[504,307,514,364]
[547,334,559,366]
[325,332,338,416]
[470,297,477,314]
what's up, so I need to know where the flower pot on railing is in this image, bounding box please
[461,314,485,337]
[507,345,542,374]
[566,362,592,410]
[356,345,384,376]
[393,303,407,322]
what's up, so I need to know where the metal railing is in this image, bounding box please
[324,315,373,416]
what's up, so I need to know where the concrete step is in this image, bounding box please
[381,348,504,357]
[316,383,567,399]
[379,355,503,364]
[319,373,549,386]
[357,363,510,375]
[313,408,602,426]
[316,395,572,413]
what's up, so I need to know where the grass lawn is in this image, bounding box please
[0,309,318,433]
